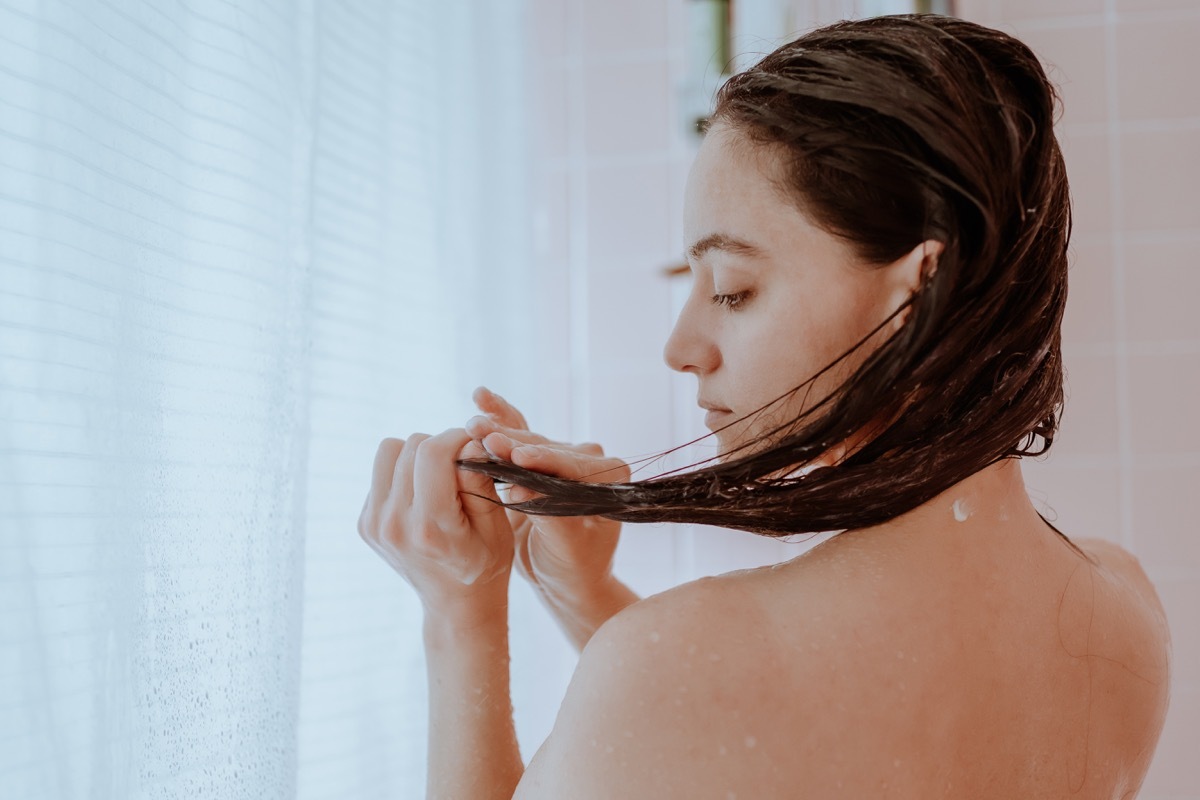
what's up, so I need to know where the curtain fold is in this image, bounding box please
[0,1,533,797]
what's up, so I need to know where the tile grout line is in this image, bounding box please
[566,0,591,444]
[1102,0,1136,553]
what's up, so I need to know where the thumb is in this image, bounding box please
[473,386,530,431]
[455,439,511,525]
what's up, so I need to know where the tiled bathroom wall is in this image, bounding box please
[524,1,1197,794]
[955,2,1199,795]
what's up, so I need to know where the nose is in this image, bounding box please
[662,292,719,375]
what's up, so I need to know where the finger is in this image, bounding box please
[409,429,473,534]
[390,432,431,513]
[465,416,568,450]
[479,430,519,461]
[509,443,631,484]
[365,438,405,534]
[371,438,405,502]
[455,438,508,521]
[476,430,584,466]
[508,483,541,503]
[473,386,530,431]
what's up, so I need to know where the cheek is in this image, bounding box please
[715,284,885,458]
[741,298,861,419]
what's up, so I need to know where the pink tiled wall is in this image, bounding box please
[525,0,1198,794]
[954,4,1199,795]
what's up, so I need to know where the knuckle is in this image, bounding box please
[378,436,404,452]
[579,441,604,456]
[403,433,431,457]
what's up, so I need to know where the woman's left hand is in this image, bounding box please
[357,428,514,618]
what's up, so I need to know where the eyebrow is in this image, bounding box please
[686,232,767,262]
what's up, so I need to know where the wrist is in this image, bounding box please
[546,573,638,631]
[422,595,509,648]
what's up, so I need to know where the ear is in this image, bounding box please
[884,239,943,329]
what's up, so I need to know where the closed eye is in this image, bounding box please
[711,290,752,311]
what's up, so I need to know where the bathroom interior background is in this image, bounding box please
[0,0,1195,797]
[522,0,1198,796]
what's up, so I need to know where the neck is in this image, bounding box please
[823,410,1054,542]
[875,456,1062,547]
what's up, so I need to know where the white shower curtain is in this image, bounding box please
[0,1,537,797]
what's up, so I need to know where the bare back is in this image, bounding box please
[689,522,1172,798]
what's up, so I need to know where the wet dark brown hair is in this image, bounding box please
[458,13,1086,556]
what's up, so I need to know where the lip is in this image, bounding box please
[704,408,732,428]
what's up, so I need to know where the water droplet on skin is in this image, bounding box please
[894,758,902,768]
[687,643,697,656]
[745,735,757,749]
[605,744,614,753]
[952,497,973,522]
[897,650,904,659]
[727,792,737,800]
[708,652,722,661]
[649,631,660,643]
[718,744,728,756]
[623,730,634,738]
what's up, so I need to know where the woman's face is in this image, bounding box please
[664,123,930,462]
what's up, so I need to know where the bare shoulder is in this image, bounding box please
[1070,535,1173,681]
[1073,536,1169,618]
[512,576,802,800]
[513,531,1174,798]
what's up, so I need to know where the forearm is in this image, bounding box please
[423,604,524,800]
[542,574,641,653]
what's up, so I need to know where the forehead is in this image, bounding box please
[685,125,782,210]
[682,125,822,261]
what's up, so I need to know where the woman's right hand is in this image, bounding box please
[465,387,630,611]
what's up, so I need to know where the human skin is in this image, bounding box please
[376,119,1169,798]
[465,387,641,653]
[662,121,937,467]
[460,118,938,654]
[358,430,524,800]
[506,123,1171,798]
[458,118,936,652]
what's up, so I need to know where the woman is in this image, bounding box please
[358,14,1171,799]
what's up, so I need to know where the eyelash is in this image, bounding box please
[711,290,751,311]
